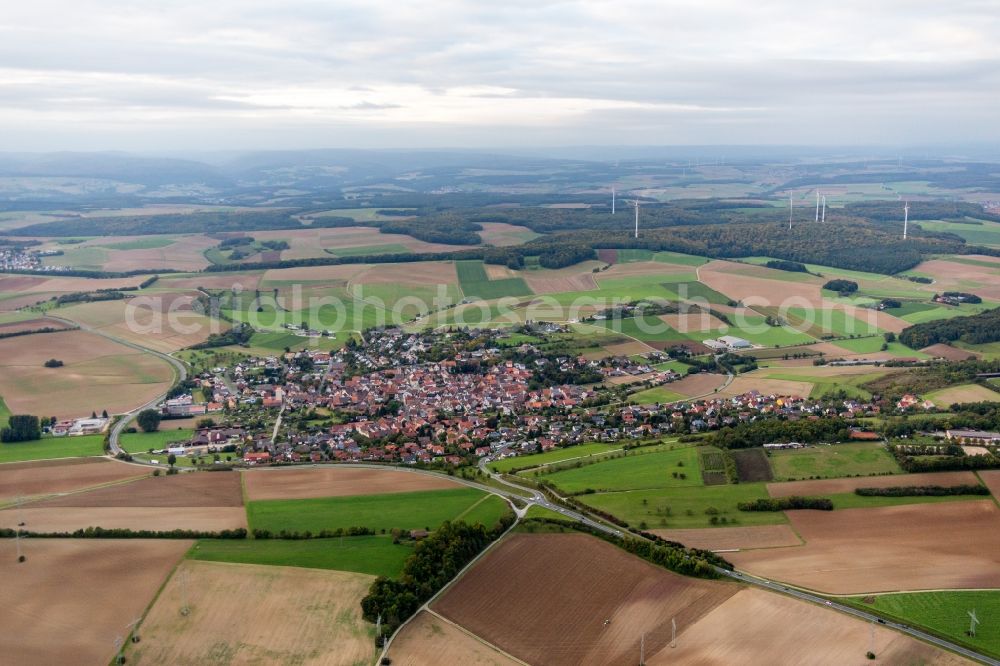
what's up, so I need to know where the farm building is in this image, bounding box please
[945,429,1000,445]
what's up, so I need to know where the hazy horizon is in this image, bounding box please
[3,1,999,152]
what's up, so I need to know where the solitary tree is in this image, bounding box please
[167,452,176,468]
[136,409,161,433]
[101,409,108,419]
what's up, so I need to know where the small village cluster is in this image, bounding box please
[148,327,901,466]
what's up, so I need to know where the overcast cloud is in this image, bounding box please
[1,0,998,151]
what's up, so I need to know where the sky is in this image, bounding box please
[2,0,999,152]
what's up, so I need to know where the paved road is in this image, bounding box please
[48,315,187,456]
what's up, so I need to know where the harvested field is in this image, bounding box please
[731,448,773,482]
[243,466,463,501]
[600,261,693,278]
[101,235,216,272]
[659,312,725,333]
[651,525,802,551]
[728,501,1000,593]
[648,588,971,666]
[0,317,74,334]
[522,263,603,294]
[59,294,227,352]
[0,538,191,666]
[0,457,148,505]
[33,470,243,507]
[125,560,375,666]
[913,259,1000,300]
[645,339,713,355]
[477,222,539,246]
[158,272,262,291]
[485,263,518,280]
[352,261,459,286]
[388,611,521,666]
[0,329,174,418]
[602,340,654,356]
[0,506,247,532]
[432,533,738,666]
[921,343,979,360]
[718,376,813,398]
[927,383,1000,406]
[976,470,1000,498]
[767,471,979,498]
[261,263,368,284]
[699,260,825,307]
[667,372,727,397]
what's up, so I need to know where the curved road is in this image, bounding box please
[48,314,187,456]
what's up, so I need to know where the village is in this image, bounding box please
[135,325,935,468]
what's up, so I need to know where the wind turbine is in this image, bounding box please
[789,192,794,230]
[611,186,616,215]
[821,195,827,223]
[903,201,910,240]
[631,200,641,239]
[815,190,821,223]
[968,609,980,637]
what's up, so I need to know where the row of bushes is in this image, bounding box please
[251,526,375,539]
[738,496,834,512]
[855,484,990,497]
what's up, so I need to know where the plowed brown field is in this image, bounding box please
[0,538,191,666]
[243,466,463,500]
[0,506,247,532]
[647,588,971,666]
[388,611,522,666]
[34,470,243,507]
[767,471,980,498]
[0,458,148,504]
[432,533,738,666]
[728,501,1000,593]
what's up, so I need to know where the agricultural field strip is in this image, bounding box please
[1,470,152,509]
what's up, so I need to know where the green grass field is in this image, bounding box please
[830,337,926,357]
[542,446,701,494]
[629,385,687,404]
[918,220,1000,247]
[662,281,732,305]
[325,243,410,257]
[246,487,508,533]
[768,442,901,481]
[119,428,195,453]
[824,492,989,510]
[580,482,782,529]
[653,251,708,267]
[524,505,569,521]
[456,261,532,300]
[846,591,1000,659]
[187,535,413,578]
[95,237,176,251]
[489,442,624,473]
[0,434,105,464]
